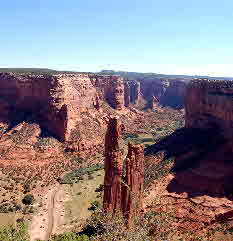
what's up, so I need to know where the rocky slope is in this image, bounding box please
[144,78,233,239]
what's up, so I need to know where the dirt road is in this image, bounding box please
[29,184,68,241]
[44,187,57,240]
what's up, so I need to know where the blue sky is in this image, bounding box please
[1,0,233,76]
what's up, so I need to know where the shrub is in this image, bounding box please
[81,210,151,240]
[88,201,101,211]
[0,223,29,241]
[59,164,104,185]
[123,133,139,140]
[22,194,34,205]
[95,184,104,193]
[23,182,31,193]
[0,203,22,213]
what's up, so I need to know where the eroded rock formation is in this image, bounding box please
[124,82,131,107]
[103,117,123,212]
[90,75,125,110]
[185,79,233,134]
[130,81,142,105]
[160,80,186,108]
[150,96,159,110]
[122,143,144,224]
[103,118,145,224]
[0,73,98,141]
[111,79,125,110]
[143,79,233,236]
[139,78,187,109]
[0,73,127,141]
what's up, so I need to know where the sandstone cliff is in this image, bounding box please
[90,75,125,110]
[0,73,126,141]
[135,78,186,109]
[185,79,233,136]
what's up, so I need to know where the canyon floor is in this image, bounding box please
[3,103,233,240]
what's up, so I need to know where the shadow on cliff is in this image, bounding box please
[145,126,233,199]
[6,108,57,139]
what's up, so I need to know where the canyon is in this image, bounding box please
[0,72,187,142]
[2,70,233,240]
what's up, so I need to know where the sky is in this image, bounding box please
[1,0,233,76]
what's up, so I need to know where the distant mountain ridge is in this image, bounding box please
[1,68,233,81]
[100,70,233,81]
[0,68,92,75]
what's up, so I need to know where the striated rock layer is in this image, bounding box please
[90,75,125,110]
[0,73,126,141]
[174,79,233,195]
[185,79,233,136]
[150,96,159,110]
[130,78,187,109]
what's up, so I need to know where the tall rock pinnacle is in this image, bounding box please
[122,143,145,225]
[103,117,123,212]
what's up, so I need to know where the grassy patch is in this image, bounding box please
[64,170,104,230]
[0,222,29,241]
[59,164,104,185]
[123,133,155,147]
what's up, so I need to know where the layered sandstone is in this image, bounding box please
[139,78,187,109]
[124,82,131,107]
[103,117,123,212]
[171,79,233,195]
[129,81,142,105]
[150,96,159,110]
[160,80,186,108]
[90,75,125,110]
[0,73,127,141]
[122,143,144,224]
[185,79,233,135]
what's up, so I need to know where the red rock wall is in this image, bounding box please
[185,79,233,139]
[160,80,186,108]
[90,75,125,110]
[0,73,97,141]
[129,81,142,105]
[135,78,186,109]
[171,79,233,195]
[124,82,131,107]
